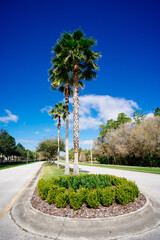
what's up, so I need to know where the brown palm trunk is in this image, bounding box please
[65,81,70,175]
[73,63,79,175]
[57,116,61,169]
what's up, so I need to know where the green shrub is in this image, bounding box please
[96,188,102,201]
[37,174,139,209]
[68,191,83,210]
[37,179,50,200]
[78,188,89,203]
[116,181,139,205]
[55,193,67,208]
[101,187,115,206]
[86,189,100,209]
[46,185,58,204]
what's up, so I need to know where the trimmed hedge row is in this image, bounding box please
[37,174,139,210]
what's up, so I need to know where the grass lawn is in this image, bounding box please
[40,162,85,180]
[39,162,65,180]
[0,161,35,170]
[80,163,160,174]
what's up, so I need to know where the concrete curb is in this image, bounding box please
[11,168,160,240]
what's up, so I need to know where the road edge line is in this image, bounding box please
[0,163,42,220]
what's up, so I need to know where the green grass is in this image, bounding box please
[80,163,160,174]
[40,162,85,180]
[39,163,65,180]
[0,161,35,170]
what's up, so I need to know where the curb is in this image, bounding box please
[11,169,160,240]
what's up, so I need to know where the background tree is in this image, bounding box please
[49,102,66,168]
[99,113,131,141]
[37,138,65,162]
[133,111,145,124]
[0,129,16,161]
[79,150,86,162]
[95,115,160,167]
[16,143,26,160]
[154,107,160,116]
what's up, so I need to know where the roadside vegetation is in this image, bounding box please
[0,129,38,164]
[80,163,160,174]
[94,110,160,168]
[0,161,36,170]
[37,170,139,210]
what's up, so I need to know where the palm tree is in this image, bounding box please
[49,58,71,174]
[49,57,84,175]
[49,102,66,169]
[50,29,100,175]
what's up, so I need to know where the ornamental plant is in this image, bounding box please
[37,174,139,210]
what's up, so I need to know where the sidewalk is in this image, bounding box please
[11,166,160,240]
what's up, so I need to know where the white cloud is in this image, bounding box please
[40,106,52,113]
[41,95,139,130]
[146,113,154,118]
[44,128,52,132]
[35,131,39,134]
[0,109,18,123]
[69,94,139,130]
[80,139,94,146]
[16,139,37,143]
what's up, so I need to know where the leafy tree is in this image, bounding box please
[79,150,86,162]
[117,113,131,125]
[154,107,160,116]
[0,129,16,159]
[37,138,65,162]
[95,116,160,167]
[133,111,145,124]
[99,113,131,140]
[49,102,66,168]
[16,143,26,159]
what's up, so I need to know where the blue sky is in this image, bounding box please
[0,0,160,151]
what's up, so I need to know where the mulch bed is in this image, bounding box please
[31,187,146,219]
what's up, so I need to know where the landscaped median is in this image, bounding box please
[11,162,160,240]
[37,173,139,210]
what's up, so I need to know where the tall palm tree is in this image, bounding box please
[49,57,84,175]
[49,58,71,174]
[49,102,66,169]
[50,29,100,175]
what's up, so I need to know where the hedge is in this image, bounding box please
[37,174,139,210]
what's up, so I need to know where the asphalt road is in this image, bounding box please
[77,164,160,200]
[0,162,160,240]
[0,162,43,212]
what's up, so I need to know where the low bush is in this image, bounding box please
[68,191,83,210]
[86,189,100,209]
[37,179,50,200]
[46,186,65,205]
[37,174,139,209]
[55,193,67,208]
[101,187,115,206]
[116,181,139,205]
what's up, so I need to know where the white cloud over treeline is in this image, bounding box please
[41,94,139,130]
[70,94,139,130]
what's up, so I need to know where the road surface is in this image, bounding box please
[0,162,43,213]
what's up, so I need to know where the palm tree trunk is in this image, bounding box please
[73,63,79,175]
[65,82,70,175]
[57,116,61,169]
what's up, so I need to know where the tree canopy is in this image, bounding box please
[37,138,65,161]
